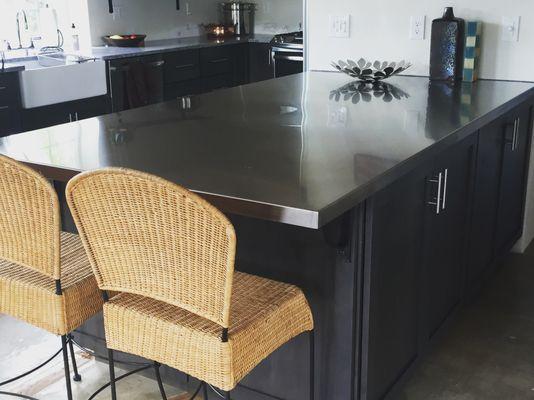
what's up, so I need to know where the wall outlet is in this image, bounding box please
[329,15,350,38]
[502,16,520,42]
[410,16,426,40]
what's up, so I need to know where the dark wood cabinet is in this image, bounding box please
[163,45,249,100]
[468,104,532,289]
[363,134,476,400]
[424,135,476,337]
[249,43,274,83]
[495,104,532,253]
[0,73,22,136]
[22,96,109,132]
[468,117,506,286]
[363,166,428,400]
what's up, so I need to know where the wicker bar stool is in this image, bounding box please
[0,155,103,400]
[66,168,315,400]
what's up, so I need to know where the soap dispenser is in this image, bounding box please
[429,7,465,81]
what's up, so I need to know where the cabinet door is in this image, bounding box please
[22,103,72,131]
[74,96,109,121]
[249,43,274,83]
[0,73,22,136]
[362,165,428,400]
[495,104,532,253]
[425,135,476,338]
[468,118,506,286]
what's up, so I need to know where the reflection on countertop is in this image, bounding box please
[1,72,533,228]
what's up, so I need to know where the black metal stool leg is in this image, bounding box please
[67,334,82,382]
[108,348,118,400]
[202,382,208,399]
[154,362,167,400]
[224,391,231,400]
[61,335,73,400]
[309,330,315,400]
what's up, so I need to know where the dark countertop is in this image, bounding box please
[1,72,533,229]
[0,35,273,72]
[91,35,273,60]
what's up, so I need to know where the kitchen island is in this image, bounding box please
[1,72,533,400]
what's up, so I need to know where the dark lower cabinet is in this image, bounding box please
[362,165,427,400]
[21,96,109,132]
[424,135,476,338]
[495,103,532,253]
[468,103,533,288]
[363,134,477,400]
[249,43,274,83]
[0,72,22,136]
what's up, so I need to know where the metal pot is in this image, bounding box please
[220,2,255,36]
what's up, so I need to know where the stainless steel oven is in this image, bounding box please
[270,31,303,78]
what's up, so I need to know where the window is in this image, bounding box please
[0,0,90,52]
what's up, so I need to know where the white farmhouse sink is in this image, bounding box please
[19,57,107,109]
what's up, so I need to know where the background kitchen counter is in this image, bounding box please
[90,35,273,61]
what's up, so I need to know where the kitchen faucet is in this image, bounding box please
[16,10,30,49]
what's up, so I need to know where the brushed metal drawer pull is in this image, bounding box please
[0,86,6,91]
[428,172,443,215]
[175,63,195,69]
[209,58,229,63]
[441,168,448,211]
[0,105,9,110]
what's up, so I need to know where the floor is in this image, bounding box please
[401,243,534,400]
[2,245,534,400]
[0,316,191,399]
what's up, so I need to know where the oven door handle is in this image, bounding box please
[272,54,304,62]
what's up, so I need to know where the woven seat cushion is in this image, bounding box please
[104,271,314,391]
[0,232,103,335]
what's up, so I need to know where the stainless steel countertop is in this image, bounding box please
[1,72,533,229]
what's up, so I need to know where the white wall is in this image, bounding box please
[307,0,534,82]
[254,0,302,34]
[87,0,303,46]
[86,0,221,46]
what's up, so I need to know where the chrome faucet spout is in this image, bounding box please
[16,10,29,49]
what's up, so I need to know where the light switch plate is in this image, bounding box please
[329,15,350,38]
[410,16,426,40]
[502,16,520,42]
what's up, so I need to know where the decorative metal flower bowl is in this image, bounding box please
[331,58,412,82]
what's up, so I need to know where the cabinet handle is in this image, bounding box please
[428,172,443,215]
[0,86,6,91]
[175,63,195,69]
[148,60,165,68]
[441,168,448,211]
[0,105,8,111]
[209,58,229,64]
[69,113,72,123]
[513,118,520,151]
[75,112,79,121]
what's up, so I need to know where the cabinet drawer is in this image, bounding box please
[200,46,233,77]
[164,80,202,100]
[202,73,234,93]
[0,73,21,106]
[164,50,200,83]
[0,105,22,136]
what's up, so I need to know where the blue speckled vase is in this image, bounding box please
[429,7,465,81]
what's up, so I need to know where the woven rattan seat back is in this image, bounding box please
[0,155,61,279]
[66,168,237,328]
